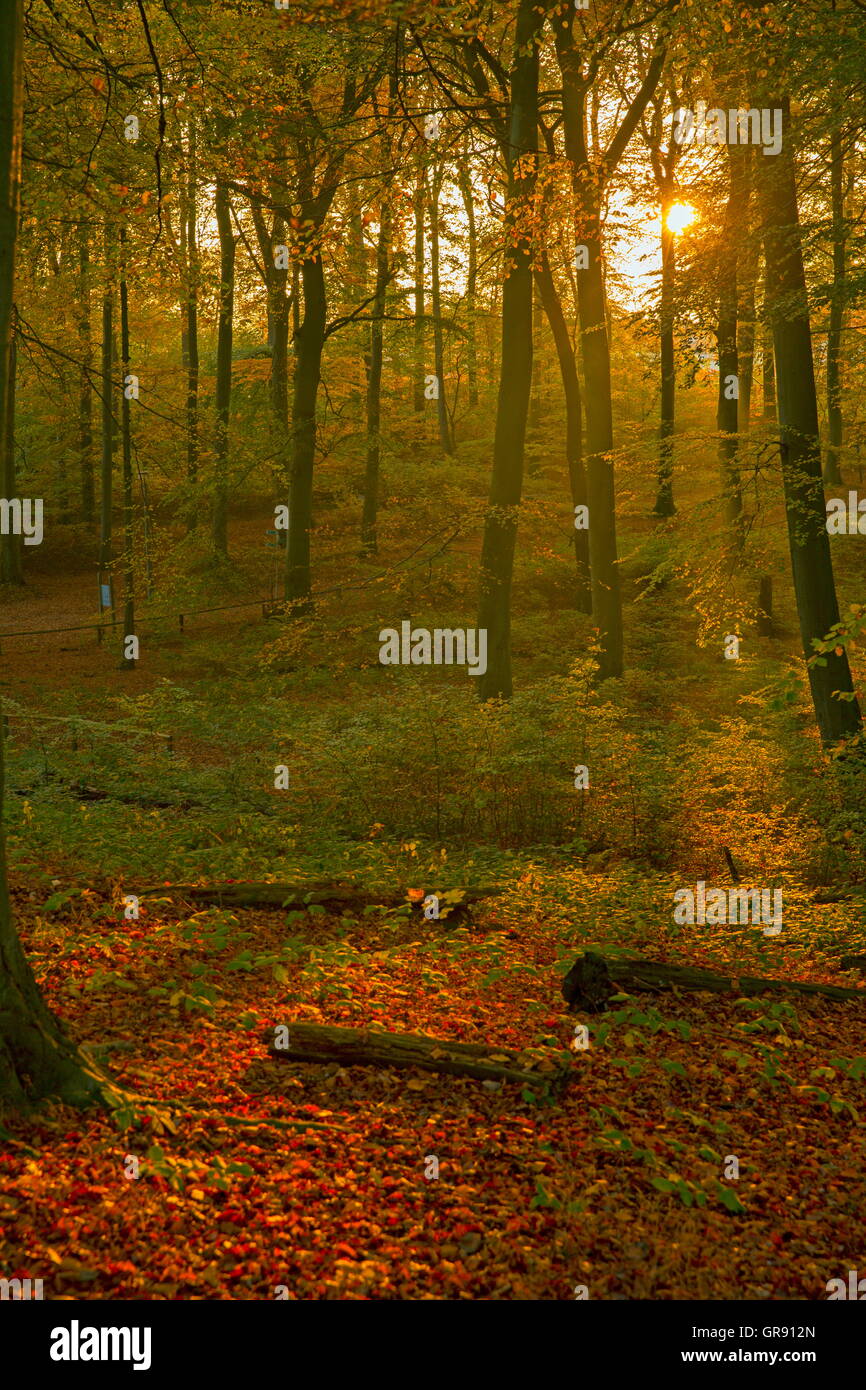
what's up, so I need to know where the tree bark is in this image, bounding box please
[361,201,391,555]
[718,146,744,557]
[825,123,845,486]
[534,251,591,612]
[655,196,676,517]
[76,225,94,524]
[265,1022,569,1089]
[0,331,19,584]
[98,222,113,589]
[0,0,103,1109]
[429,164,454,455]
[412,163,426,413]
[756,94,860,745]
[457,153,478,408]
[476,0,541,701]
[185,120,199,516]
[119,227,135,669]
[212,181,235,558]
[562,949,866,1014]
[285,223,327,610]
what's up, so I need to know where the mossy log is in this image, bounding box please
[141,882,502,917]
[562,950,866,1013]
[265,1022,569,1089]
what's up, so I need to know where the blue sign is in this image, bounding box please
[100,584,111,608]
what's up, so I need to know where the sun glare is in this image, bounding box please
[666,202,697,235]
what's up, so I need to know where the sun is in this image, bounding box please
[666,202,697,235]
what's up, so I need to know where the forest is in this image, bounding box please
[1,0,866,1312]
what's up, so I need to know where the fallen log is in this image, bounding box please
[265,1022,570,1089]
[562,950,866,1013]
[140,882,502,918]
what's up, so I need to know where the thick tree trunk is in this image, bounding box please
[535,251,591,613]
[285,240,326,610]
[476,0,541,701]
[757,95,860,746]
[412,164,426,413]
[429,166,454,455]
[77,225,94,524]
[266,1022,569,1089]
[562,950,866,1014]
[212,182,235,558]
[361,202,391,555]
[142,881,502,914]
[825,124,845,487]
[0,0,103,1110]
[718,147,744,556]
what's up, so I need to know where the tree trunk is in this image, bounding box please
[285,233,327,610]
[760,254,777,423]
[757,94,861,746]
[534,251,591,613]
[212,181,235,558]
[825,123,845,486]
[265,1021,569,1089]
[76,225,94,524]
[476,0,541,701]
[429,165,454,455]
[186,120,199,518]
[457,155,478,407]
[738,185,759,440]
[0,333,20,584]
[119,228,135,669]
[412,163,426,413]
[361,201,391,555]
[98,223,113,589]
[562,950,866,1014]
[654,197,676,517]
[0,0,103,1110]
[718,147,744,557]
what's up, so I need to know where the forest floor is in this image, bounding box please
[3,416,866,1299]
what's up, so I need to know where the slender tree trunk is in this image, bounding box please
[476,0,541,701]
[286,236,327,610]
[429,166,454,455]
[77,225,94,524]
[347,193,366,414]
[0,331,19,584]
[99,223,113,590]
[655,197,676,517]
[212,182,235,558]
[718,147,744,556]
[186,120,199,516]
[535,251,591,613]
[825,124,845,486]
[457,157,478,408]
[738,187,759,439]
[413,164,426,413]
[361,202,391,555]
[757,94,860,746]
[0,0,103,1109]
[119,228,135,668]
[761,253,777,423]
